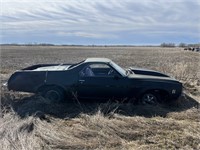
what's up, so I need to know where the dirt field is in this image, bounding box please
[0,46,200,149]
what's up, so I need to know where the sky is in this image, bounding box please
[1,0,200,45]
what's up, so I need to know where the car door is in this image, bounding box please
[77,63,129,99]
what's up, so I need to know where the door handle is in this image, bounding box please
[79,80,85,84]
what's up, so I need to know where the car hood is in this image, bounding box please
[127,67,178,82]
[128,74,176,81]
[129,67,170,77]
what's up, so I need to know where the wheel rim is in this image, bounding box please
[45,90,61,102]
[141,93,157,105]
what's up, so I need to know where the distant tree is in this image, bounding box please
[188,43,200,47]
[179,43,187,47]
[160,42,175,47]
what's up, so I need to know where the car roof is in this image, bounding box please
[84,58,112,63]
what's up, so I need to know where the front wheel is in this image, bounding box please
[43,87,65,103]
[139,92,160,105]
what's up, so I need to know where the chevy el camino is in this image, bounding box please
[6,58,182,105]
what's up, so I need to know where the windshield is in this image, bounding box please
[110,61,126,77]
[68,60,84,69]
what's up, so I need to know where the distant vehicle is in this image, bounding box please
[195,47,200,52]
[184,47,200,52]
[6,58,182,105]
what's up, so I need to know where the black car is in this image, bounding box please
[6,58,182,105]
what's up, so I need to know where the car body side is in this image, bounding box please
[7,60,182,102]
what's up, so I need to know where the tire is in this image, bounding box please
[43,86,65,103]
[139,92,160,106]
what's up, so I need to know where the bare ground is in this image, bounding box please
[0,46,200,149]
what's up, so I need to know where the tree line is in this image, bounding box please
[160,42,200,48]
[1,43,200,47]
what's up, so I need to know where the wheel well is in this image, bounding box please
[36,85,66,94]
[140,89,169,102]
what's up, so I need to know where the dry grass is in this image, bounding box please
[0,99,199,150]
[0,46,200,149]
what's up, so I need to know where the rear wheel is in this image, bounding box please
[43,87,65,103]
[139,92,160,105]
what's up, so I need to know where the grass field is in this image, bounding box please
[0,46,200,149]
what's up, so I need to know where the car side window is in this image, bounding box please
[80,66,95,77]
[80,63,118,77]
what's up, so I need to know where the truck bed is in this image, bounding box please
[7,63,78,93]
[22,64,72,71]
